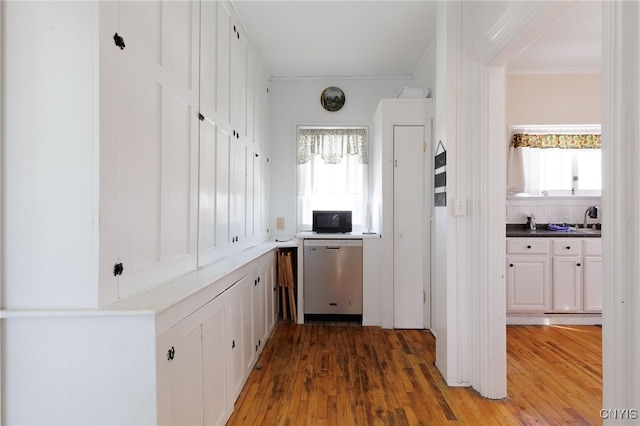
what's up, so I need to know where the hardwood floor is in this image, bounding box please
[227,322,602,425]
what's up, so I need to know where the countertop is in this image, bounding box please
[507,224,601,238]
[296,231,381,239]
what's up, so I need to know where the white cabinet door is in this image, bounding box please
[100,0,200,301]
[231,142,248,246]
[254,63,270,153]
[583,256,603,311]
[198,120,236,265]
[156,316,204,426]
[254,267,267,354]
[506,256,551,311]
[230,274,255,399]
[553,256,583,311]
[230,19,248,141]
[202,294,233,426]
[265,255,278,333]
[393,125,427,329]
[200,0,232,129]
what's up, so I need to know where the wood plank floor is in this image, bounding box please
[227,322,602,425]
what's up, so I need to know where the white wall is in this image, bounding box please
[270,64,436,239]
[2,1,100,309]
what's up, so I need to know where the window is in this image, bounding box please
[297,127,368,230]
[507,126,601,196]
[523,148,601,195]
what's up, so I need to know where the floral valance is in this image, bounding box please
[297,128,368,165]
[511,133,601,149]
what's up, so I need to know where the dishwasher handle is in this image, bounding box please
[326,246,341,250]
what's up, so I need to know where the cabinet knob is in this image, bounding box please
[566,246,571,250]
[577,263,581,267]
[509,263,514,267]
[526,245,531,249]
[167,346,175,361]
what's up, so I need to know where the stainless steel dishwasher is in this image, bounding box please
[303,239,363,321]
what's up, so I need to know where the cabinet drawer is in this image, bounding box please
[507,238,550,255]
[552,239,582,256]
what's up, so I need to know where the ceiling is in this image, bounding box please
[232,1,602,80]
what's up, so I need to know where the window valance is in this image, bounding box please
[511,133,601,149]
[297,128,368,165]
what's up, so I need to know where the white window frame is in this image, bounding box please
[296,125,369,232]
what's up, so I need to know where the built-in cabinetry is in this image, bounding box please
[145,251,277,426]
[3,1,274,424]
[371,99,433,329]
[506,237,602,314]
[99,0,271,305]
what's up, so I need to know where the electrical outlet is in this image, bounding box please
[276,217,285,230]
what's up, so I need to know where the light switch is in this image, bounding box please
[453,198,467,216]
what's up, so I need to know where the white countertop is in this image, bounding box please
[296,231,381,239]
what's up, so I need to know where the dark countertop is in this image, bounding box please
[507,224,601,238]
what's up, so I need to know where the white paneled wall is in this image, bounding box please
[506,197,601,225]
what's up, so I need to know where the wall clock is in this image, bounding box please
[320,86,345,112]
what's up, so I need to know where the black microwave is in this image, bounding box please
[312,210,352,233]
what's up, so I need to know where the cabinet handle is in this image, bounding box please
[113,32,126,50]
[167,346,175,361]
[509,264,514,267]
[258,276,260,283]
[232,340,236,349]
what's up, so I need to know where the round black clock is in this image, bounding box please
[320,86,345,112]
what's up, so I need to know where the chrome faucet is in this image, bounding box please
[583,206,599,228]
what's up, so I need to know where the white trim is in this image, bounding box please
[509,124,601,135]
[601,0,640,413]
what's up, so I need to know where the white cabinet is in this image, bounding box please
[265,255,279,334]
[583,239,603,311]
[197,1,269,267]
[156,317,204,426]
[230,273,256,399]
[255,254,278,353]
[157,250,276,426]
[200,0,232,129]
[231,19,248,142]
[506,239,551,311]
[506,238,602,314]
[371,99,433,329]
[552,239,583,311]
[99,0,201,303]
[157,292,232,426]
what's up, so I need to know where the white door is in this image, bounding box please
[393,125,427,329]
